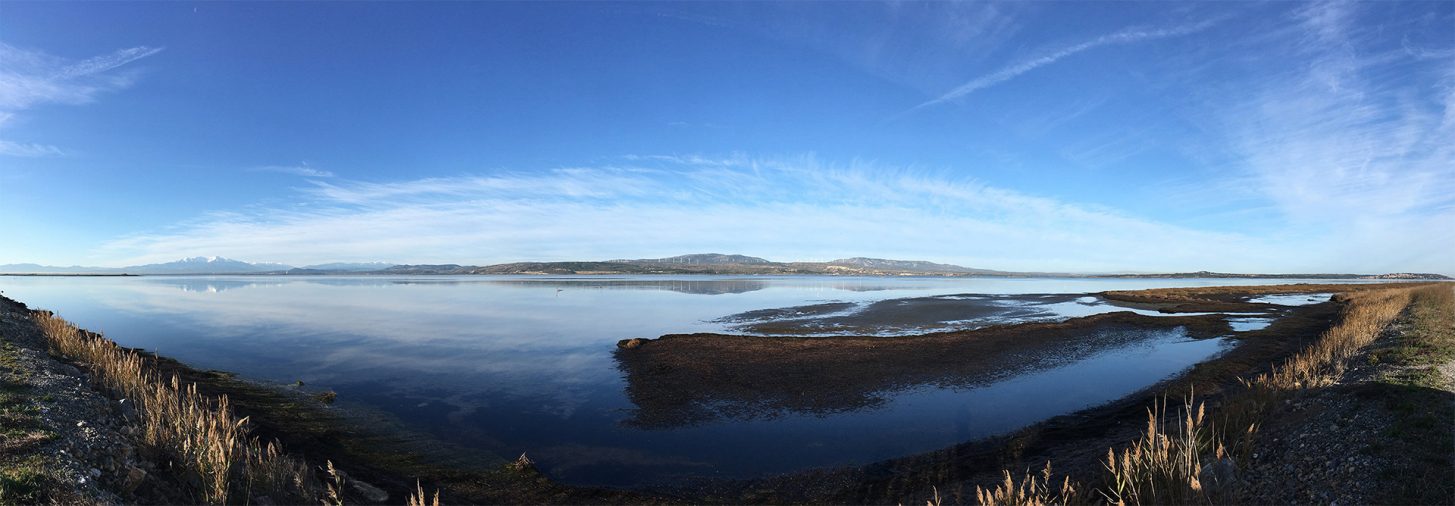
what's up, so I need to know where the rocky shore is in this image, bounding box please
[1,296,147,503]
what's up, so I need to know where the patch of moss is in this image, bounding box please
[0,461,47,504]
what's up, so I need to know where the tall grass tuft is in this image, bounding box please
[32,312,320,503]
[1099,396,1234,506]
[408,479,442,506]
[974,461,1082,506]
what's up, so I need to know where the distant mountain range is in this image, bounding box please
[611,253,774,265]
[127,256,292,274]
[0,255,1449,279]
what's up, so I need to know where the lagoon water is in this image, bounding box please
[0,275,1361,486]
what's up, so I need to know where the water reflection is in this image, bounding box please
[0,275,1368,487]
[616,326,1221,428]
[1248,293,1333,306]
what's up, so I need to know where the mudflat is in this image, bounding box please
[617,312,1231,428]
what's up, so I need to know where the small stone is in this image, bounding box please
[347,477,389,502]
[122,466,147,494]
[617,338,647,349]
[88,468,101,478]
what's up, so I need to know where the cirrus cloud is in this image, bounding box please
[94,154,1305,273]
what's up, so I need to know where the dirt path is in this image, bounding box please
[1239,284,1455,504]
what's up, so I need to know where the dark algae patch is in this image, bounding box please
[616,312,1231,428]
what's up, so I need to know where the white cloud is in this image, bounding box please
[0,43,162,109]
[0,139,65,157]
[0,43,162,157]
[251,163,336,178]
[93,155,1311,273]
[912,20,1218,111]
[1210,1,1455,272]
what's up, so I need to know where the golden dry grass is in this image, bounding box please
[1098,396,1236,506]
[33,312,319,504]
[408,479,442,506]
[972,283,1443,506]
[974,462,1082,506]
[1252,287,1416,389]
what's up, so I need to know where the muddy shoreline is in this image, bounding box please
[617,312,1231,428]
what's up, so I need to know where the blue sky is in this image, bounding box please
[1,1,1451,273]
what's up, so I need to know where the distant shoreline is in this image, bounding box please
[0,273,137,277]
[5,253,1449,279]
[1,271,1448,280]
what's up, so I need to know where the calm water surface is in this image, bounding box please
[0,275,1360,486]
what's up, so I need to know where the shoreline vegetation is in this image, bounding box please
[970,283,1453,505]
[1,281,1451,504]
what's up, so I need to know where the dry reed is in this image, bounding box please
[33,312,319,503]
[1253,287,1415,389]
[323,460,344,506]
[974,461,1081,506]
[1099,396,1234,506]
[408,479,442,506]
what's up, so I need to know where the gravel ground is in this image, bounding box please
[0,296,175,503]
[1239,299,1455,504]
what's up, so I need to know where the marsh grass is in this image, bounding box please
[974,462,1082,506]
[971,284,1439,505]
[1252,288,1415,389]
[33,312,320,503]
[1098,396,1236,506]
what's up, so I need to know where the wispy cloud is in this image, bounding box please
[0,43,163,156]
[93,155,1305,272]
[251,163,336,178]
[1208,0,1455,272]
[0,139,66,157]
[911,20,1218,111]
[0,43,163,109]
